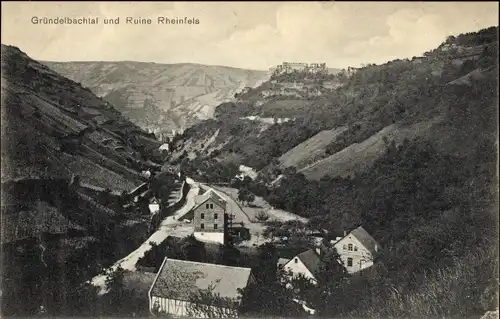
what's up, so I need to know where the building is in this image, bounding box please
[278,248,322,285]
[148,197,160,214]
[192,190,228,244]
[149,258,255,318]
[308,63,327,74]
[273,62,328,75]
[275,62,308,74]
[159,143,170,152]
[331,226,380,274]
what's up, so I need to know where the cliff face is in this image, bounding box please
[43,61,271,133]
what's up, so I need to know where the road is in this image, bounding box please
[90,178,200,294]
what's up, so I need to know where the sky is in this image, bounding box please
[1,1,498,70]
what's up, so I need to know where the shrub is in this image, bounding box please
[255,211,270,222]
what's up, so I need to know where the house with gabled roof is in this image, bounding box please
[148,258,255,318]
[331,226,380,274]
[191,189,228,244]
[279,248,322,285]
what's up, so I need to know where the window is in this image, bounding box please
[294,258,298,264]
[214,224,218,230]
[347,258,353,267]
[214,213,218,220]
[200,223,205,230]
[210,203,214,209]
[205,203,209,209]
[201,213,205,220]
[354,246,358,251]
[348,244,353,251]
[343,245,347,250]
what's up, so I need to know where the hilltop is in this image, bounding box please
[42,61,271,134]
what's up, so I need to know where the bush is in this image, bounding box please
[255,211,270,222]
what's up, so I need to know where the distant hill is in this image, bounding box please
[42,61,271,133]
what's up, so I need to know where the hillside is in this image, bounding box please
[1,45,164,190]
[0,44,163,316]
[43,61,271,134]
[172,27,498,184]
[172,27,499,318]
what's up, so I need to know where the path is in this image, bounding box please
[90,179,199,294]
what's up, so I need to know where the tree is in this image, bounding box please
[218,243,241,266]
[237,188,255,206]
[312,248,350,316]
[241,283,304,317]
[255,210,270,222]
[103,266,126,315]
[180,235,207,262]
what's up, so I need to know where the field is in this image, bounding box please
[278,126,348,169]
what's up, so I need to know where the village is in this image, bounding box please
[85,145,382,318]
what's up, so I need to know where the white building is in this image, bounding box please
[159,143,170,152]
[331,226,380,274]
[148,197,160,214]
[278,248,321,285]
[149,258,255,318]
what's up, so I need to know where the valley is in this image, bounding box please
[1,24,498,319]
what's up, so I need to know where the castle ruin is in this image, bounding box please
[274,62,328,75]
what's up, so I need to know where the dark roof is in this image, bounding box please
[350,226,380,253]
[296,249,321,276]
[150,258,252,304]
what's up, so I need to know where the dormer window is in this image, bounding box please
[348,244,353,251]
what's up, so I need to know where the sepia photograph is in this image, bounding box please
[1,1,499,318]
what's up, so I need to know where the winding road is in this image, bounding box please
[90,178,200,294]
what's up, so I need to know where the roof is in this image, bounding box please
[295,249,321,277]
[150,258,252,304]
[277,258,290,267]
[193,189,226,211]
[340,226,380,253]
